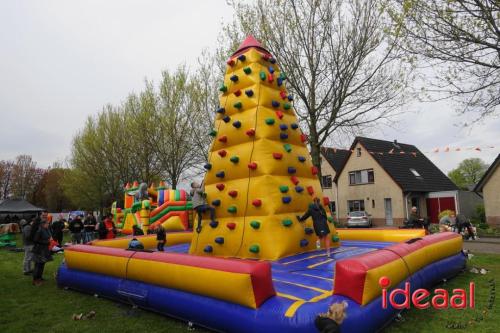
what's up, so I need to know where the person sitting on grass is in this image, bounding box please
[190,181,217,233]
[156,225,166,252]
[297,197,331,256]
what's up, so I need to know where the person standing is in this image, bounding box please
[50,215,65,247]
[21,219,34,275]
[297,197,331,256]
[156,225,166,252]
[32,213,52,286]
[99,214,116,240]
[83,212,97,243]
[69,215,84,244]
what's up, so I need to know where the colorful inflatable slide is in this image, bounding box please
[57,37,466,333]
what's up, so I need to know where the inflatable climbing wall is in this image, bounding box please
[189,36,338,260]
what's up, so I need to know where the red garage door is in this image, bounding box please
[426,197,456,223]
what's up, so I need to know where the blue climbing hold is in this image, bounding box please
[238,54,246,61]
[270,58,276,64]
[304,227,314,235]
[203,163,212,170]
[279,124,288,131]
[212,199,221,206]
[271,100,280,108]
[298,156,306,162]
[230,74,239,82]
[204,245,213,253]
[222,115,231,123]
[288,167,297,174]
[277,77,283,86]
[215,237,224,244]
[245,89,254,97]
[300,239,309,247]
[291,123,299,129]
[280,133,288,140]
[233,120,241,128]
[210,220,219,228]
[282,196,292,204]
[288,95,293,101]
[217,107,225,114]
[215,171,225,178]
[295,186,304,193]
[268,66,275,74]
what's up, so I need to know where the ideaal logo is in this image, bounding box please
[379,276,475,309]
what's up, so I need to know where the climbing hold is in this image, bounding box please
[304,227,314,235]
[245,89,254,97]
[307,186,315,195]
[279,185,289,193]
[250,220,261,229]
[288,95,293,101]
[234,90,242,97]
[246,128,256,136]
[252,199,262,207]
[288,167,296,174]
[273,152,283,160]
[298,156,306,162]
[218,135,228,143]
[232,120,242,128]
[238,54,246,61]
[226,222,236,230]
[283,144,292,153]
[268,66,275,74]
[216,107,225,114]
[282,196,292,204]
[277,77,283,86]
[269,58,276,64]
[229,156,239,163]
[279,124,288,131]
[300,133,308,143]
[249,244,260,253]
[228,190,238,198]
[203,163,212,170]
[230,74,239,82]
[267,73,274,82]
[219,84,228,92]
[291,123,299,129]
[311,166,319,175]
[222,115,231,123]
[227,206,237,213]
[279,72,286,80]
[332,235,340,242]
[295,186,304,193]
[218,150,227,157]
[271,100,280,108]
[283,103,291,110]
[215,237,224,245]
[233,101,242,109]
[243,67,252,74]
[300,239,309,247]
[209,129,217,137]
[216,183,225,191]
[275,111,284,119]
[210,220,219,228]
[212,199,221,206]
[280,91,287,99]
[215,171,225,178]
[227,59,235,66]
[280,133,288,140]
[248,162,258,170]
[282,219,293,227]
[265,118,275,125]
[259,71,266,80]
[290,176,299,185]
[262,54,271,61]
[204,245,213,253]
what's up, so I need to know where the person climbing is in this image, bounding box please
[132,224,144,236]
[21,219,34,275]
[156,225,166,252]
[31,212,53,286]
[68,215,84,244]
[190,181,217,233]
[297,197,331,256]
[50,215,65,247]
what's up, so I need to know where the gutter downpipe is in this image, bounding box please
[404,192,412,219]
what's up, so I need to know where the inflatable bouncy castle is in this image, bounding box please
[57,36,466,333]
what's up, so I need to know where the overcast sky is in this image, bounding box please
[1,0,498,174]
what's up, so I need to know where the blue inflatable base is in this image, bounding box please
[57,241,466,333]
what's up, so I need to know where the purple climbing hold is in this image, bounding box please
[288,167,296,174]
[233,120,241,128]
[295,186,304,193]
[291,123,299,130]
[298,156,306,162]
[230,74,239,82]
[279,124,288,131]
[300,239,309,247]
[238,54,246,61]
[245,89,254,97]
[215,171,225,178]
[210,220,219,228]
[203,163,212,170]
[304,227,314,235]
[280,133,288,140]
[277,77,283,86]
[204,245,213,253]
[271,100,280,108]
[217,107,225,114]
[222,115,231,123]
[215,237,224,244]
[282,196,292,204]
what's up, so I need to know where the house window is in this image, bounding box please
[410,168,423,179]
[329,201,336,213]
[356,148,362,157]
[348,169,375,185]
[372,199,375,209]
[321,175,332,189]
[348,200,365,212]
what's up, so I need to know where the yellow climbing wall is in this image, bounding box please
[189,38,338,260]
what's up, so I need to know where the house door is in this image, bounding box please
[384,198,393,226]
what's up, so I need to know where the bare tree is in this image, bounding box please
[388,0,500,121]
[224,0,412,173]
[0,160,14,199]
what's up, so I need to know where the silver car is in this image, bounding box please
[346,211,372,228]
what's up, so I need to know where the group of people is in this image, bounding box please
[67,213,117,244]
[439,211,476,240]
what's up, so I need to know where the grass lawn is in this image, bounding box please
[0,234,498,333]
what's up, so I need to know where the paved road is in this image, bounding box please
[463,237,500,254]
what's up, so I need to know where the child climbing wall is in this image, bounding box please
[189,36,339,260]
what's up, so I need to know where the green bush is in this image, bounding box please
[438,209,455,220]
[474,204,488,229]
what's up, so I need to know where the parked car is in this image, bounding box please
[346,211,372,228]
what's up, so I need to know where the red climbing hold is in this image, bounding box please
[218,150,227,157]
[311,166,319,175]
[300,134,308,143]
[227,222,236,230]
[248,162,258,170]
[227,59,235,66]
[218,135,228,143]
[246,128,256,136]
[228,190,238,198]
[234,90,242,97]
[268,73,274,82]
[280,91,287,99]
[273,152,283,160]
[216,183,225,191]
[307,186,315,195]
[276,111,284,119]
[252,199,262,207]
[290,176,299,185]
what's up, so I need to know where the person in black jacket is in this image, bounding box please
[297,197,331,256]
[83,212,97,243]
[31,213,52,286]
[50,216,65,247]
[21,219,34,275]
[69,215,84,244]
[315,301,347,333]
[132,224,144,236]
[156,225,166,252]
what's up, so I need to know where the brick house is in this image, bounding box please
[474,154,500,228]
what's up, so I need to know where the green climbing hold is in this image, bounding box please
[209,129,217,137]
[234,101,242,109]
[279,72,286,80]
[230,156,239,163]
[259,71,266,80]
[282,219,293,227]
[219,84,227,92]
[243,67,252,74]
[265,118,275,125]
[249,244,260,253]
[332,235,340,242]
[227,205,237,213]
[283,103,291,110]
[250,220,261,229]
[283,143,292,153]
[279,185,289,193]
